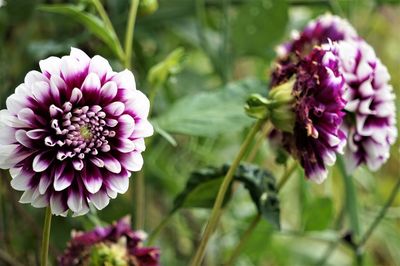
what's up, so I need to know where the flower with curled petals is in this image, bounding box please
[336,40,397,172]
[0,48,153,216]
[58,216,160,266]
[272,13,398,173]
[270,44,347,183]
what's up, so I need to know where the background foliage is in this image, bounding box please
[0,0,399,265]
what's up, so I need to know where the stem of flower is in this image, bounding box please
[91,0,125,61]
[135,171,145,230]
[245,122,272,163]
[224,214,261,266]
[277,161,297,191]
[147,211,175,245]
[358,177,400,248]
[190,120,264,266]
[124,0,140,69]
[223,161,297,265]
[40,207,52,266]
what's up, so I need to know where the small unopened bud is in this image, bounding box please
[139,0,159,16]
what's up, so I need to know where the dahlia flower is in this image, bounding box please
[336,40,397,172]
[273,13,397,172]
[58,216,160,266]
[270,44,347,183]
[0,48,153,216]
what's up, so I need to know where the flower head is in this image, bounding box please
[58,216,160,266]
[0,48,153,216]
[270,44,347,183]
[336,40,397,172]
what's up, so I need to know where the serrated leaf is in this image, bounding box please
[154,78,266,137]
[38,4,124,60]
[231,0,288,57]
[172,166,232,211]
[172,164,280,228]
[235,164,280,229]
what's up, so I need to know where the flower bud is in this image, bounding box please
[139,0,159,16]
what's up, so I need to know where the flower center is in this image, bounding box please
[47,102,117,162]
[79,125,92,140]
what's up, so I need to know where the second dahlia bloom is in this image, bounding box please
[0,48,153,216]
[336,40,397,172]
[270,44,347,183]
[58,216,160,266]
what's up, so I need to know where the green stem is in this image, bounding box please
[124,0,140,69]
[135,171,145,230]
[224,214,261,266]
[91,0,125,60]
[223,162,297,265]
[245,122,272,163]
[147,212,175,245]
[277,161,297,191]
[40,207,52,266]
[190,120,264,266]
[221,0,230,84]
[358,177,400,248]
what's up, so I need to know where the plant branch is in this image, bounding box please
[190,120,264,266]
[124,0,140,69]
[40,207,52,266]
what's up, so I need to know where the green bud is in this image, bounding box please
[139,0,159,16]
[267,79,296,133]
[245,93,270,120]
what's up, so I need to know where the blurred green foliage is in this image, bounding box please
[0,0,399,265]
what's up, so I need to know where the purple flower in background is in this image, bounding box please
[336,40,397,172]
[0,48,153,216]
[273,13,397,172]
[58,216,160,266]
[271,44,347,183]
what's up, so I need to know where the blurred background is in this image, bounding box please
[0,0,399,265]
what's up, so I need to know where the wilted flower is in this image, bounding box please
[58,216,160,266]
[270,44,347,183]
[336,40,397,172]
[0,48,153,216]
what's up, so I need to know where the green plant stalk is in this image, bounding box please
[221,0,230,84]
[147,211,175,245]
[245,122,272,163]
[190,120,264,266]
[124,0,140,69]
[40,207,52,266]
[337,156,360,237]
[91,0,125,60]
[224,214,261,266]
[224,161,297,265]
[135,170,145,230]
[358,177,400,248]
[277,161,297,191]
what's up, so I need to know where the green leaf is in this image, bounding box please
[172,164,280,228]
[303,197,334,231]
[231,0,288,57]
[235,164,280,229]
[153,78,266,137]
[38,4,124,60]
[172,166,231,211]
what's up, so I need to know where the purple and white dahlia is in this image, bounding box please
[335,40,397,172]
[270,44,347,183]
[0,48,153,216]
[58,216,160,266]
[273,13,397,172]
